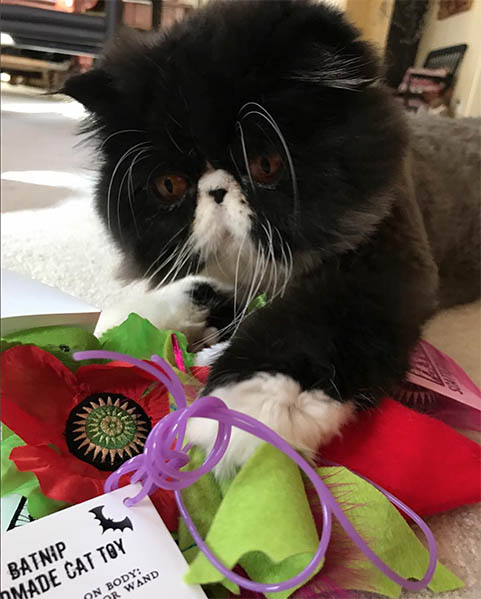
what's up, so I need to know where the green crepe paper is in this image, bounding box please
[1,425,70,519]
[2,325,101,371]
[100,312,194,369]
[320,466,464,598]
[180,444,321,599]
[248,293,268,313]
[100,313,201,409]
[4,324,99,348]
[180,446,462,598]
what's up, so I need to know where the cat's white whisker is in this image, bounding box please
[127,149,151,237]
[233,231,248,321]
[116,148,151,239]
[155,234,194,289]
[144,226,189,281]
[99,129,145,150]
[106,141,151,233]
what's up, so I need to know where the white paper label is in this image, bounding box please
[1,485,206,599]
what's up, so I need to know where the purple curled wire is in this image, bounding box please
[74,350,437,594]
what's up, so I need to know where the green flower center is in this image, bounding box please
[65,393,152,471]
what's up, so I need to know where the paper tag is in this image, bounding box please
[1,495,34,532]
[1,485,206,599]
[407,340,481,410]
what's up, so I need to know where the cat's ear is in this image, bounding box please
[61,68,118,115]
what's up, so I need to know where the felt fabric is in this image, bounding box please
[297,467,463,598]
[180,445,463,598]
[320,398,481,516]
[187,359,481,519]
[181,445,320,599]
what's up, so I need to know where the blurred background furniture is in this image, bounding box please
[0,0,195,89]
[1,1,123,56]
[396,44,468,114]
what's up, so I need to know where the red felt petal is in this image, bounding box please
[1,346,77,450]
[10,444,107,504]
[321,398,481,516]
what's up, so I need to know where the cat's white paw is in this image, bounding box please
[96,276,228,350]
[186,372,355,478]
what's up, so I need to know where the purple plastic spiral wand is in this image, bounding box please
[74,350,437,594]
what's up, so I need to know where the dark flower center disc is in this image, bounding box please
[65,393,152,471]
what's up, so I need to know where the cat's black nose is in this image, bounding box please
[209,188,227,204]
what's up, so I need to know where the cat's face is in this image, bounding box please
[64,0,406,293]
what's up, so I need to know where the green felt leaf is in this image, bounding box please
[1,428,69,519]
[100,313,194,369]
[181,448,462,599]
[317,466,464,598]
[184,444,320,599]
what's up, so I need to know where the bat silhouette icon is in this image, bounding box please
[89,505,134,533]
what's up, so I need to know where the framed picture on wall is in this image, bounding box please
[438,0,473,20]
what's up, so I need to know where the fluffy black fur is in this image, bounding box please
[63,0,478,414]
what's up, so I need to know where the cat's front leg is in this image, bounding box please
[187,253,437,478]
[187,298,356,479]
[96,275,235,350]
[189,369,355,478]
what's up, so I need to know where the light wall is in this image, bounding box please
[196,0,393,52]
[416,0,481,116]
[344,0,394,51]
[325,0,347,9]
[308,1,395,52]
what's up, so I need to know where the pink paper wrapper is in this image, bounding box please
[395,340,481,432]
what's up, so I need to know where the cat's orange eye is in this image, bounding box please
[249,153,283,184]
[153,174,188,203]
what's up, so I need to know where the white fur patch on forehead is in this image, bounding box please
[198,168,238,194]
[193,168,253,257]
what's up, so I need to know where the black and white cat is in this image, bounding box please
[64,0,480,476]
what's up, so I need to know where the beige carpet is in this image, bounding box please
[2,85,480,598]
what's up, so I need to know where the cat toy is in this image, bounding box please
[74,349,437,595]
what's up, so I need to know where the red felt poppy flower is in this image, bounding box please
[1,345,179,530]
